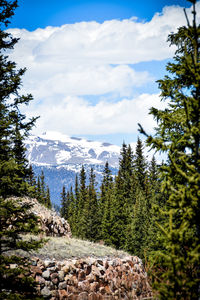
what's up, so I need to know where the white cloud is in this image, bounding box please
[24,93,167,136]
[7,2,200,138]
[21,64,152,98]
[9,4,199,67]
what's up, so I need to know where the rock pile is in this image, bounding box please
[29,256,152,299]
[16,197,71,237]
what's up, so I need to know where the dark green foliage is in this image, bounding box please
[139,1,200,298]
[69,176,79,235]
[27,165,37,198]
[125,189,149,258]
[61,143,161,255]
[99,162,113,242]
[0,198,44,299]
[0,0,38,198]
[133,137,147,189]
[0,1,44,298]
[45,186,51,209]
[124,139,152,257]
[60,185,68,219]
[111,143,134,248]
[101,185,115,246]
[36,177,41,202]
[76,166,88,238]
[36,171,52,208]
[82,168,100,241]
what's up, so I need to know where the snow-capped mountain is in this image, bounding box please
[26,131,120,169]
[25,131,120,205]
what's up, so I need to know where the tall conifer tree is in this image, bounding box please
[82,168,99,241]
[0,0,38,198]
[77,165,87,238]
[60,185,68,219]
[139,1,200,297]
[0,1,44,298]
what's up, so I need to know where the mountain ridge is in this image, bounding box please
[26,131,120,169]
[25,131,120,205]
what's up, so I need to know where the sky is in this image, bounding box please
[7,0,200,147]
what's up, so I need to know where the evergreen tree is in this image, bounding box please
[0,2,44,298]
[36,171,51,208]
[77,166,87,238]
[125,189,149,258]
[139,1,200,298]
[81,168,99,241]
[40,170,46,203]
[70,175,79,236]
[36,177,41,203]
[68,187,77,232]
[27,165,37,198]
[101,180,116,246]
[133,137,147,189]
[0,0,38,198]
[111,143,134,248]
[110,174,127,249]
[149,155,158,185]
[0,198,44,299]
[99,161,113,229]
[45,186,51,209]
[60,185,68,219]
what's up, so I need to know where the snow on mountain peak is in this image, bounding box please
[39,131,71,143]
[25,132,120,168]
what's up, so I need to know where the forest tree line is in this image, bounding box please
[60,138,165,259]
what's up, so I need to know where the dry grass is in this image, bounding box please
[5,235,129,261]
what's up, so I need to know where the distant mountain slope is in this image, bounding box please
[25,132,120,205]
[26,131,120,168]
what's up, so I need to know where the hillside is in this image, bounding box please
[4,198,152,299]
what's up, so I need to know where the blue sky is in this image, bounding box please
[7,0,199,146]
[10,0,191,30]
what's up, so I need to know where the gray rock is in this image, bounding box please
[44,260,55,268]
[41,286,51,298]
[58,281,67,289]
[58,270,65,281]
[42,270,50,279]
[77,292,88,300]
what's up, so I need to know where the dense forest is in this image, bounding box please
[0,0,199,299]
[60,138,163,259]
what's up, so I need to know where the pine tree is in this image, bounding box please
[101,180,116,246]
[40,170,46,204]
[83,168,99,241]
[45,186,51,209]
[70,175,79,236]
[60,185,67,219]
[125,189,149,258]
[99,162,113,232]
[0,198,44,299]
[36,177,41,203]
[67,187,77,233]
[139,1,200,297]
[27,165,37,198]
[111,143,134,248]
[0,2,43,298]
[133,137,147,189]
[77,166,87,238]
[36,171,51,208]
[0,0,38,198]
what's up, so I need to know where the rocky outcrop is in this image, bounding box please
[29,256,152,299]
[16,197,71,237]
